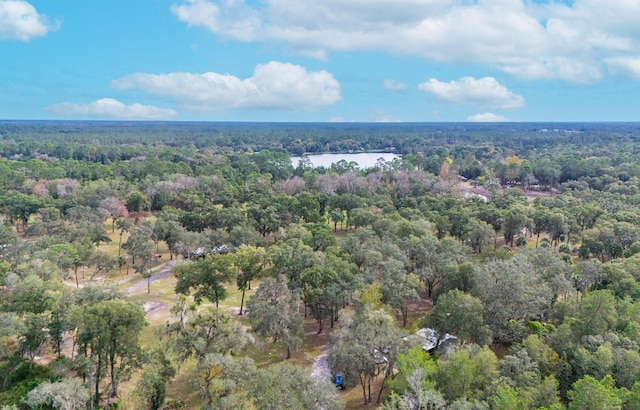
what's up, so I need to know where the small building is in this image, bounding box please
[405,328,457,354]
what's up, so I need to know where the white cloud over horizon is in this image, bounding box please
[467,112,509,122]
[419,77,525,110]
[370,110,401,122]
[112,61,341,112]
[383,79,407,91]
[45,98,178,120]
[170,0,640,83]
[0,0,58,41]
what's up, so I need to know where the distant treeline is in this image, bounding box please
[2,121,640,159]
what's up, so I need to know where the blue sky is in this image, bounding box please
[2,0,640,122]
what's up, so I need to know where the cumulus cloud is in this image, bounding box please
[605,57,640,79]
[467,113,509,122]
[112,61,341,112]
[171,0,260,42]
[419,77,525,110]
[383,79,406,91]
[170,0,640,83]
[45,98,178,120]
[0,0,58,41]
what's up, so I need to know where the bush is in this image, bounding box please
[0,357,53,407]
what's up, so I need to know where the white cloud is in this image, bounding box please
[170,0,260,42]
[112,61,341,112]
[467,112,509,122]
[605,57,640,79]
[170,0,640,83]
[370,110,400,122]
[418,77,525,110]
[45,98,178,120]
[383,79,406,91]
[0,0,58,41]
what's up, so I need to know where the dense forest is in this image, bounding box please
[2,121,640,409]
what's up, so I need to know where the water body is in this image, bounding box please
[291,152,399,169]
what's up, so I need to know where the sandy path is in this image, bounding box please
[126,260,177,295]
[310,347,331,381]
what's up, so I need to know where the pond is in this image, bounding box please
[290,152,400,169]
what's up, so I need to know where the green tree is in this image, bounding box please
[154,218,185,260]
[126,190,147,212]
[305,222,337,251]
[88,251,118,281]
[20,312,50,362]
[247,202,280,238]
[115,217,134,259]
[489,384,531,410]
[26,380,90,410]
[329,207,345,231]
[135,365,166,410]
[473,256,554,343]
[548,211,569,247]
[72,239,95,285]
[252,150,293,180]
[195,354,256,410]
[466,219,495,254]
[267,237,317,290]
[386,346,438,396]
[48,287,74,359]
[250,362,344,410]
[169,307,253,409]
[229,245,267,315]
[447,208,471,242]
[475,203,503,243]
[328,307,405,404]
[381,259,421,326]
[246,276,303,359]
[1,192,42,232]
[503,205,529,247]
[533,207,551,247]
[295,192,324,223]
[418,238,469,299]
[129,238,155,293]
[46,243,80,277]
[174,307,250,360]
[301,264,337,333]
[574,289,617,338]
[73,299,146,404]
[122,227,155,278]
[174,255,233,308]
[426,290,491,346]
[567,375,622,410]
[435,345,498,402]
[573,203,603,231]
[134,344,176,410]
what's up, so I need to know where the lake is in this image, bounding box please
[291,153,399,169]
